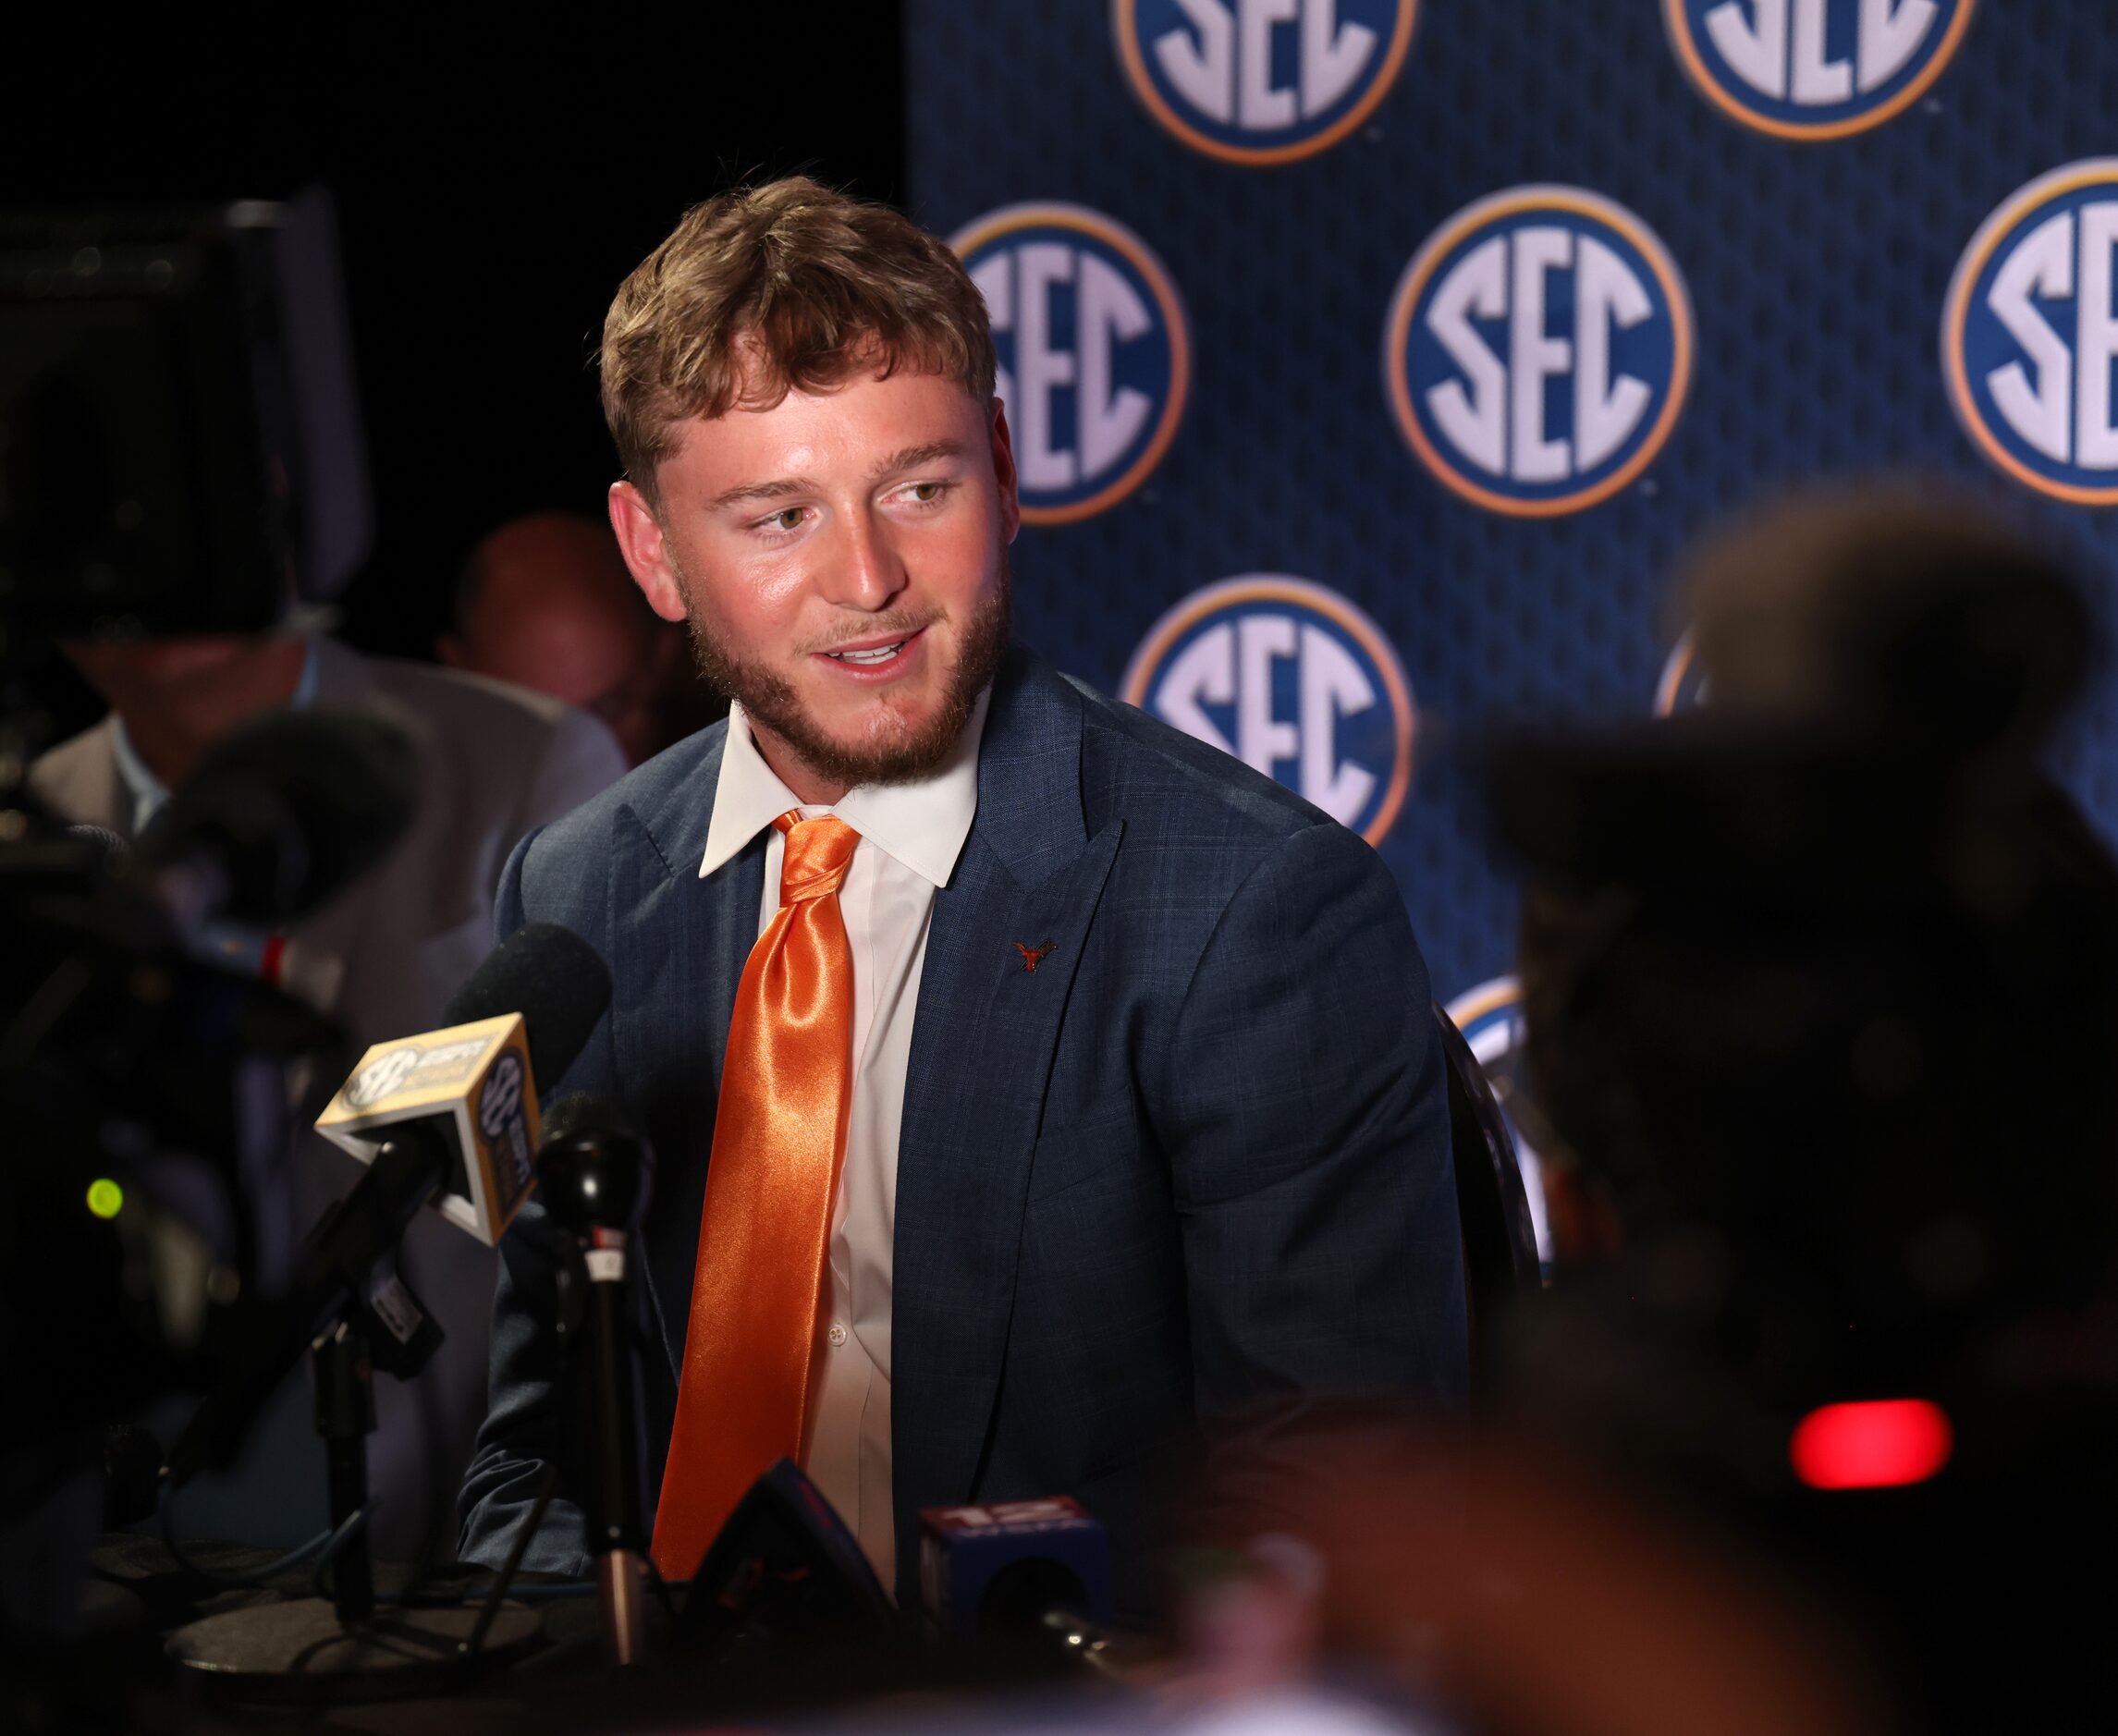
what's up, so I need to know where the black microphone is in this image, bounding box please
[675,1459,897,1657]
[167,923,613,1484]
[538,1093,655,1665]
[66,822,129,871]
[436,922,611,1070]
[135,708,418,931]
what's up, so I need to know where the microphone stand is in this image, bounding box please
[537,1104,655,1668]
[312,1317,376,1624]
[163,1134,543,1698]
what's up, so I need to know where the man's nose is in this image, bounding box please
[818,508,908,610]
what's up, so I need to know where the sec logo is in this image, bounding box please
[346,1045,420,1111]
[1121,575,1414,844]
[1384,186,1693,518]
[1111,0,1418,166]
[1942,160,2118,507]
[1663,0,1976,141]
[1654,628,1710,715]
[477,1052,525,1141]
[951,203,1190,526]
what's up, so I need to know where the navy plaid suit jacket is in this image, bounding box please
[459,646,1467,1612]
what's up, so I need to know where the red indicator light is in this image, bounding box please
[1790,1400,1953,1490]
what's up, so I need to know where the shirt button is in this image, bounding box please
[828,1323,848,1348]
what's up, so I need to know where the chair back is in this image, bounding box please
[1432,1001,1542,1358]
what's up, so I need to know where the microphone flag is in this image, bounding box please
[918,1497,1111,1641]
[314,1013,540,1245]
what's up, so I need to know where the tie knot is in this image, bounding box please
[775,812,860,901]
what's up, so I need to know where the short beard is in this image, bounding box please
[683,549,1010,789]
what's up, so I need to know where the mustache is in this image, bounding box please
[801,612,940,655]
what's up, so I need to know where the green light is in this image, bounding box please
[86,1179,124,1219]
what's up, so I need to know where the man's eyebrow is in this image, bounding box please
[706,474,822,511]
[704,442,967,512]
[870,439,966,478]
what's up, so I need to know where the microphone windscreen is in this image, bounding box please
[444,923,613,1088]
[537,1093,653,1239]
[141,708,419,921]
[67,823,130,870]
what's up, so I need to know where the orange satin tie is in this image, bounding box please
[651,811,860,1579]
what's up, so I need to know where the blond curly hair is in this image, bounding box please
[600,177,998,503]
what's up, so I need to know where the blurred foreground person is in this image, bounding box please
[1276,1424,1880,1736]
[440,509,725,764]
[1488,485,2118,1731]
[31,625,626,1556]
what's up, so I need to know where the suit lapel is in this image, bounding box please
[610,730,763,1380]
[892,654,1122,1544]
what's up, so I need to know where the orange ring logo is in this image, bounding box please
[1942,158,2118,507]
[1121,575,1415,845]
[1444,975,1527,1074]
[1112,0,1418,166]
[950,202,1190,527]
[1384,185,1693,519]
[1654,628,1708,716]
[1662,0,1976,141]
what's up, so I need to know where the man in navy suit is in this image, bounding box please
[459,177,1466,1614]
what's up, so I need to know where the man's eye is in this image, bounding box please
[764,507,805,532]
[907,482,948,505]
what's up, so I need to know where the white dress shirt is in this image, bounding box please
[695,691,987,1591]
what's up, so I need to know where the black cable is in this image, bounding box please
[155,1473,334,1589]
[307,1502,371,1600]
[423,1580,596,1604]
[462,1463,559,1656]
[302,1506,606,1608]
[0,950,98,1074]
[390,1239,460,1612]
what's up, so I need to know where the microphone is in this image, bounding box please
[135,709,419,931]
[537,1093,655,1666]
[919,1498,1113,1659]
[675,1459,897,1656]
[313,921,612,1245]
[66,823,129,871]
[167,923,613,1483]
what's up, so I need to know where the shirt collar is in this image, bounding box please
[111,638,320,836]
[698,687,989,889]
[109,711,169,838]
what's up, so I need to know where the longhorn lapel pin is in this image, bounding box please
[1013,940,1056,974]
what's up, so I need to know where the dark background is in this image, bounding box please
[6,6,906,727]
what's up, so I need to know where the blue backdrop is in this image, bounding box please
[905,0,2118,1009]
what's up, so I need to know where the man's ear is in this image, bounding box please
[608,480,690,623]
[989,397,1022,546]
